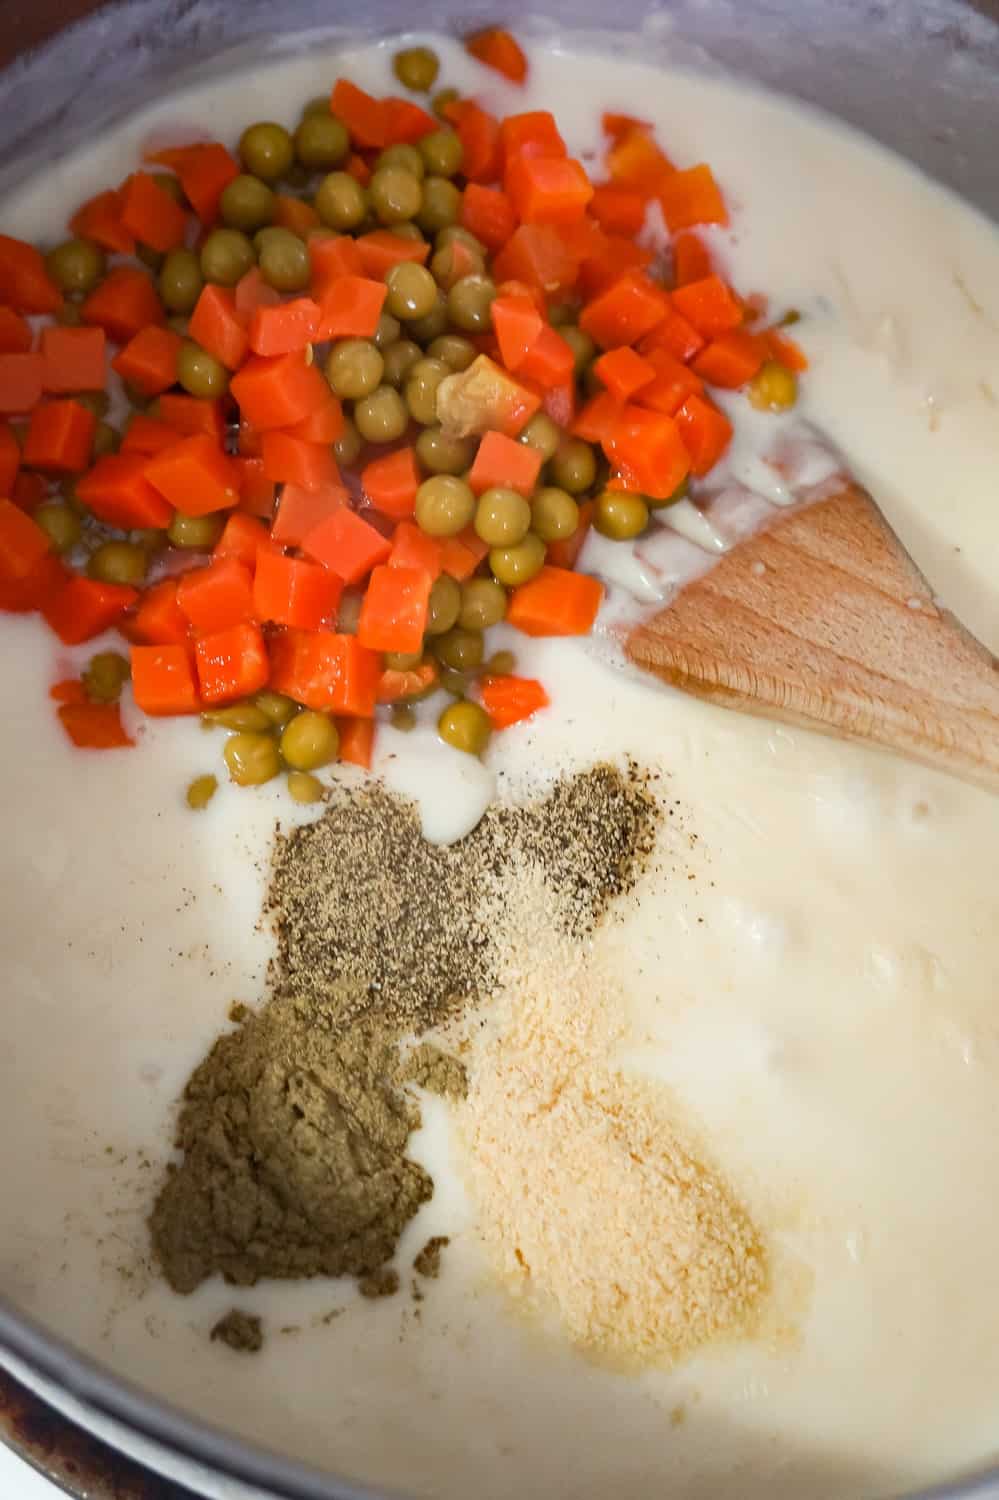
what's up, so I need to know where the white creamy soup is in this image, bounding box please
[2,31,999,1500]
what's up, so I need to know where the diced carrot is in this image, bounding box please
[22,399,96,474]
[362,447,420,519]
[602,112,653,141]
[195,619,269,705]
[271,483,346,547]
[357,564,431,654]
[330,79,387,148]
[576,234,652,299]
[0,353,44,414]
[57,701,133,749]
[536,371,574,430]
[81,267,164,344]
[447,100,501,184]
[145,433,240,517]
[50,678,87,705]
[213,512,269,570]
[479,673,549,729]
[579,271,667,348]
[498,111,567,172]
[268,629,380,716]
[273,194,321,236]
[131,641,200,714]
[465,26,528,83]
[158,392,227,441]
[639,307,705,364]
[70,189,135,255]
[120,414,183,456]
[382,97,438,145]
[175,144,240,224]
[0,424,20,496]
[248,297,320,357]
[506,565,603,637]
[492,293,545,372]
[309,233,365,290]
[0,548,65,613]
[0,235,62,315]
[571,391,625,444]
[467,429,542,498]
[40,326,106,394]
[42,576,138,644]
[119,172,188,252]
[130,578,189,644]
[376,659,438,703]
[764,327,809,372]
[674,393,732,476]
[11,471,47,514]
[314,276,387,341]
[517,324,575,389]
[606,128,674,195]
[440,526,489,581]
[673,232,712,286]
[692,329,766,388]
[234,266,282,317]
[0,497,50,582]
[345,153,372,186]
[230,350,329,430]
[111,324,182,396]
[337,714,375,768]
[302,506,391,584]
[506,155,593,227]
[605,406,690,500]
[253,546,343,631]
[355,230,430,279]
[189,284,250,370]
[77,453,173,529]
[670,274,743,338]
[388,520,443,579]
[658,164,728,231]
[589,186,646,236]
[636,349,704,415]
[492,223,578,294]
[461,184,516,250]
[259,430,340,491]
[0,309,32,355]
[546,498,592,570]
[284,393,344,444]
[177,557,255,634]
[233,457,277,519]
[593,345,656,402]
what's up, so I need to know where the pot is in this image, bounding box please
[1,4,999,1497]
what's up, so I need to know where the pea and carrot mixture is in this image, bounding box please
[0,28,806,794]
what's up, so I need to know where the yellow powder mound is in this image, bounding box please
[457,870,768,1368]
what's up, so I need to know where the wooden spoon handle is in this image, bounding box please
[625,483,999,792]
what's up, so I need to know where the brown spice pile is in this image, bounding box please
[150,765,659,1298]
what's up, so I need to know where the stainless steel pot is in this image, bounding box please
[1,4,999,1496]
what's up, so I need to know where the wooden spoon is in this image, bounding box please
[625,483,999,792]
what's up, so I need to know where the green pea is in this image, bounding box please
[419,129,463,178]
[82,651,130,703]
[220,173,275,231]
[432,626,483,672]
[426,333,476,371]
[459,576,507,631]
[92,421,119,458]
[168,511,225,549]
[531,486,579,543]
[34,502,81,553]
[369,165,423,226]
[280,710,339,770]
[594,490,649,539]
[254,690,299,727]
[432,87,460,119]
[438,699,491,755]
[202,702,273,731]
[46,238,105,295]
[404,357,449,425]
[375,144,425,180]
[415,474,475,537]
[561,325,596,374]
[406,291,449,344]
[354,385,409,444]
[136,243,164,273]
[484,648,517,676]
[520,412,561,463]
[415,425,475,475]
[87,540,147,585]
[74,391,110,419]
[549,437,597,495]
[474,486,531,547]
[372,311,403,350]
[390,705,417,733]
[417,176,461,234]
[158,248,203,313]
[200,229,255,287]
[186,774,218,810]
[239,121,294,181]
[287,770,324,804]
[429,243,485,290]
[393,45,440,92]
[548,302,578,327]
[748,359,798,411]
[384,649,424,671]
[333,417,361,467]
[435,225,485,256]
[294,112,350,170]
[258,226,310,291]
[447,274,495,334]
[489,532,546,586]
[223,731,281,786]
[381,338,423,388]
[326,338,384,400]
[177,340,229,399]
[301,95,333,119]
[425,572,461,635]
[390,222,426,243]
[385,261,438,321]
[314,171,367,230]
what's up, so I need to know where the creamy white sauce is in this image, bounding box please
[1,31,999,1500]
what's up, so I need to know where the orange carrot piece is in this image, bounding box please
[158,393,227,441]
[271,484,346,547]
[692,329,766,388]
[571,392,623,444]
[546,498,592,571]
[50,678,87,705]
[446,100,501,184]
[466,27,528,83]
[234,266,281,317]
[460,184,516,249]
[69,189,135,255]
[0,308,32,355]
[111,324,182,396]
[309,233,365,289]
[259,430,340,491]
[268,629,381,716]
[670,274,743,338]
[602,112,653,141]
[604,406,690,499]
[130,578,189,645]
[0,353,44,414]
[658,164,728,231]
[195,619,269,705]
[479,673,550,729]
[764,327,809,372]
[357,564,432,654]
[0,547,64,613]
[362,447,420,519]
[354,230,430,280]
[0,235,62,315]
[388,520,443,579]
[253,546,342,631]
[233,457,276,520]
[314,276,387,341]
[131,642,200,713]
[213,512,269,570]
[498,111,566,171]
[579,271,667,349]
[330,79,387,148]
[119,172,188,252]
[594,345,656,402]
[120,415,183,456]
[248,297,320,357]
[302,506,391,585]
[0,423,20,496]
[491,293,544,372]
[639,307,705,364]
[273,194,321,236]
[0,497,50,582]
[81,267,164,344]
[382,97,438,145]
[176,557,255,634]
[505,155,593,227]
[494,224,578,296]
[57,701,133,749]
[376,659,438,704]
[42,576,138,644]
[22,399,96,473]
[517,324,575,389]
[189,284,250,370]
[506,565,603,637]
[230,351,329,430]
[337,714,375,768]
[589,186,645,236]
[440,526,490,582]
[674,393,732,476]
[176,144,240,224]
[468,429,542,497]
[576,233,652,299]
[606,128,674,196]
[77,454,173,529]
[636,348,704,415]
[345,153,372,186]
[673,232,712,286]
[284,393,344,444]
[145,433,240,517]
[40,326,106,394]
